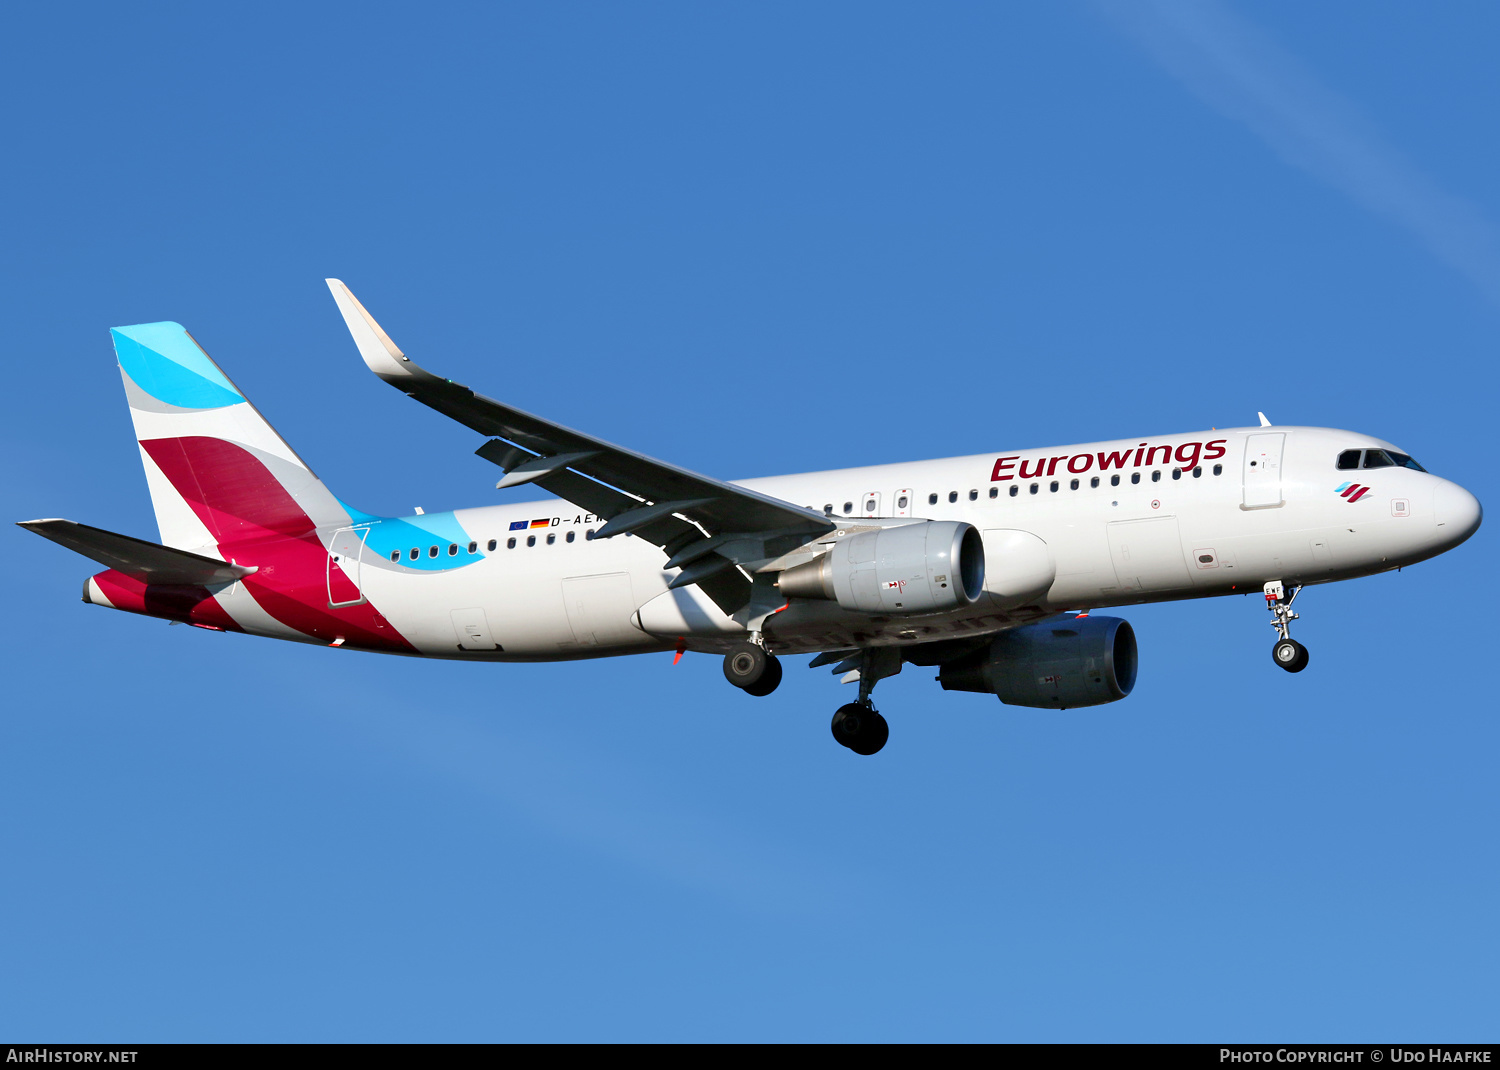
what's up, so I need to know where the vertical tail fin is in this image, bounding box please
[113,322,351,552]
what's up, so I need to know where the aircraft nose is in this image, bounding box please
[1434,480,1482,547]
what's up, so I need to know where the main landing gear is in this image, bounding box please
[827,647,901,756]
[1264,580,1309,673]
[722,637,895,755]
[831,704,889,755]
[723,639,783,697]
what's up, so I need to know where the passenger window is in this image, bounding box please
[586,529,595,540]
[1069,479,1079,490]
[1171,468,1181,480]
[1337,450,1362,470]
[1363,450,1394,469]
[843,502,853,514]
[428,546,439,558]
[547,533,556,545]
[948,491,958,503]
[988,487,998,499]
[448,543,458,556]
[526,535,536,547]
[487,539,497,551]
[1049,481,1058,493]
[566,530,575,543]
[1029,483,1039,495]
[1009,485,1019,497]
[1110,475,1120,487]
[824,504,833,516]
[507,538,516,549]
[968,489,978,501]
[1090,477,1099,488]
[1213,464,1222,476]
[409,548,419,561]
[1192,467,1201,478]
[468,541,477,554]
[1131,473,1141,485]
[1151,471,1161,482]
[390,550,400,562]
[928,493,938,505]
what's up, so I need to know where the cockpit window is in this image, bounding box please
[1340,448,1427,472]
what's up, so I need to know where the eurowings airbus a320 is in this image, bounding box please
[20,281,1483,755]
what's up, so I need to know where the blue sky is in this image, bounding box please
[2,1,1496,1041]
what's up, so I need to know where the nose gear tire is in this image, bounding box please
[831,703,889,755]
[1272,638,1309,673]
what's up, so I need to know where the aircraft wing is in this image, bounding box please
[326,280,834,614]
[17,519,257,585]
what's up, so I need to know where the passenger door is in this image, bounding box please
[1243,433,1285,509]
[327,527,368,607]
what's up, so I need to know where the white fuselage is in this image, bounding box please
[272,425,1476,661]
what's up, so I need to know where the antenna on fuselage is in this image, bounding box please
[1257,412,1272,427]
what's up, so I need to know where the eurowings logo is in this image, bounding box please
[1335,482,1373,502]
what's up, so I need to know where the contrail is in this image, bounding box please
[1098,0,1500,306]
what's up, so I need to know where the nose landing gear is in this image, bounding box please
[1264,581,1309,673]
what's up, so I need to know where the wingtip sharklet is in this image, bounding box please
[325,278,434,386]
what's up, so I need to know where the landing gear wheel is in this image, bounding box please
[742,655,783,697]
[1272,638,1309,673]
[723,642,769,689]
[831,703,889,755]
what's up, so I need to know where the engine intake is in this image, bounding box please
[938,616,1137,708]
[776,521,984,615]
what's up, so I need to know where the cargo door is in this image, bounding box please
[327,527,368,607]
[451,607,499,651]
[1243,433,1285,509]
[562,573,639,646]
[1107,517,1191,592]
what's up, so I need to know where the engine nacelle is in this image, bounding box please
[777,520,985,615]
[938,616,1137,709]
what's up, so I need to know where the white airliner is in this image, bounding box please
[20,281,1483,754]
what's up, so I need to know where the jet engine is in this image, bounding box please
[776,520,985,615]
[937,616,1137,708]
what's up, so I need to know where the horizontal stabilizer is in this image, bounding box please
[17,519,257,585]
